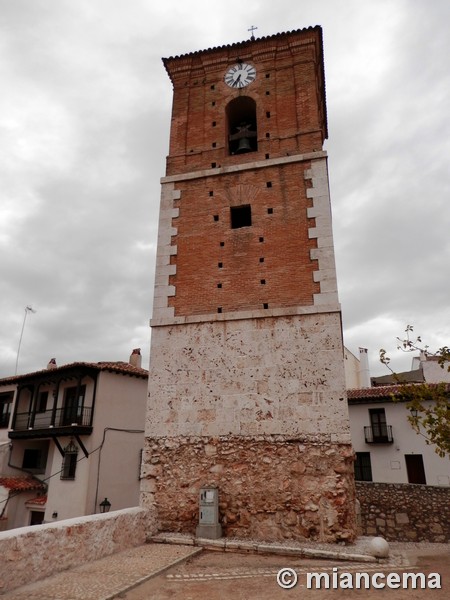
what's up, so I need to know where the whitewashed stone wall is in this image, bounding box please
[0,507,156,594]
[146,312,351,442]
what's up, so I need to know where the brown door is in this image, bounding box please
[405,454,426,484]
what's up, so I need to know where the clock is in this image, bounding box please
[224,63,256,88]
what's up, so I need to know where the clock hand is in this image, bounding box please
[233,74,241,87]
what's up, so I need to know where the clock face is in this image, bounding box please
[224,63,256,88]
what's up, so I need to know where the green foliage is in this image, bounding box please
[380,326,450,458]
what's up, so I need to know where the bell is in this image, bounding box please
[236,137,252,153]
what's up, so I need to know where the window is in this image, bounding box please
[230,205,252,229]
[405,454,426,484]
[36,391,48,413]
[61,441,79,480]
[22,448,46,473]
[354,452,372,481]
[62,385,86,426]
[369,408,391,442]
[0,392,13,428]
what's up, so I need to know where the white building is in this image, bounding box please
[0,350,147,530]
[345,349,450,487]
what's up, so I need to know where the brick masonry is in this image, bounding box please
[144,28,356,544]
[356,481,450,543]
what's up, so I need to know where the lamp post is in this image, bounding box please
[99,498,111,513]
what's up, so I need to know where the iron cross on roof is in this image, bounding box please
[248,25,258,40]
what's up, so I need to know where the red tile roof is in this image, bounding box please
[0,361,148,386]
[347,385,405,399]
[347,383,450,403]
[163,26,322,61]
[26,495,47,505]
[0,477,46,492]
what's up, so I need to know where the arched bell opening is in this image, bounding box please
[226,96,258,155]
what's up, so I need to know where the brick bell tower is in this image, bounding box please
[141,27,356,542]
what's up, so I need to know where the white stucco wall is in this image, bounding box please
[84,371,147,516]
[349,400,450,486]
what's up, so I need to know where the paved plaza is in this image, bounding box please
[1,539,448,599]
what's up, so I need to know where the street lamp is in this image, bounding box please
[99,497,111,513]
[409,407,419,418]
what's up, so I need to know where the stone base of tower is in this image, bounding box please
[141,435,357,543]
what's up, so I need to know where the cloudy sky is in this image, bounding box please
[1,0,449,380]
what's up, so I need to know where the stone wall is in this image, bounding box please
[356,481,450,543]
[0,507,156,594]
[141,436,357,543]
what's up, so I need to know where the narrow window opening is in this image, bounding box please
[218,262,223,268]
[212,121,216,127]
[209,191,214,197]
[220,241,225,247]
[267,207,273,214]
[211,162,216,168]
[227,96,257,155]
[265,132,270,138]
[230,205,252,229]
[261,279,266,285]
[265,73,270,78]
[259,257,264,263]
[213,215,219,222]
[266,181,272,188]
[61,441,78,481]
[212,142,217,148]
[263,303,269,309]
[259,237,264,242]
[265,153,269,159]
[217,283,222,289]
[212,101,216,106]
[217,307,222,313]
[210,85,215,90]
[265,91,270,96]
[266,111,271,118]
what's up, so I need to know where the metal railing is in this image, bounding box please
[364,424,394,444]
[13,407,92,431]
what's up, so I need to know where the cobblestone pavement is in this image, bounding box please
[1,544,202,600]
[122,544,449,600]
[2,541,448,600]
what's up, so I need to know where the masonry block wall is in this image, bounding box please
[142,27,356,542]
[356,482,450,543]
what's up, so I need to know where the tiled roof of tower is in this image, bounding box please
[0,477,46,492]
[0,361,148,386]
[163,25,322,61]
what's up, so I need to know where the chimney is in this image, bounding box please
[129,348,142,369]
[358,348,371,388]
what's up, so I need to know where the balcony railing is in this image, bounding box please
[364,425,394,444]
[13,407,92,431]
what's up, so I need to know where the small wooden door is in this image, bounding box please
[405,454,426,484]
